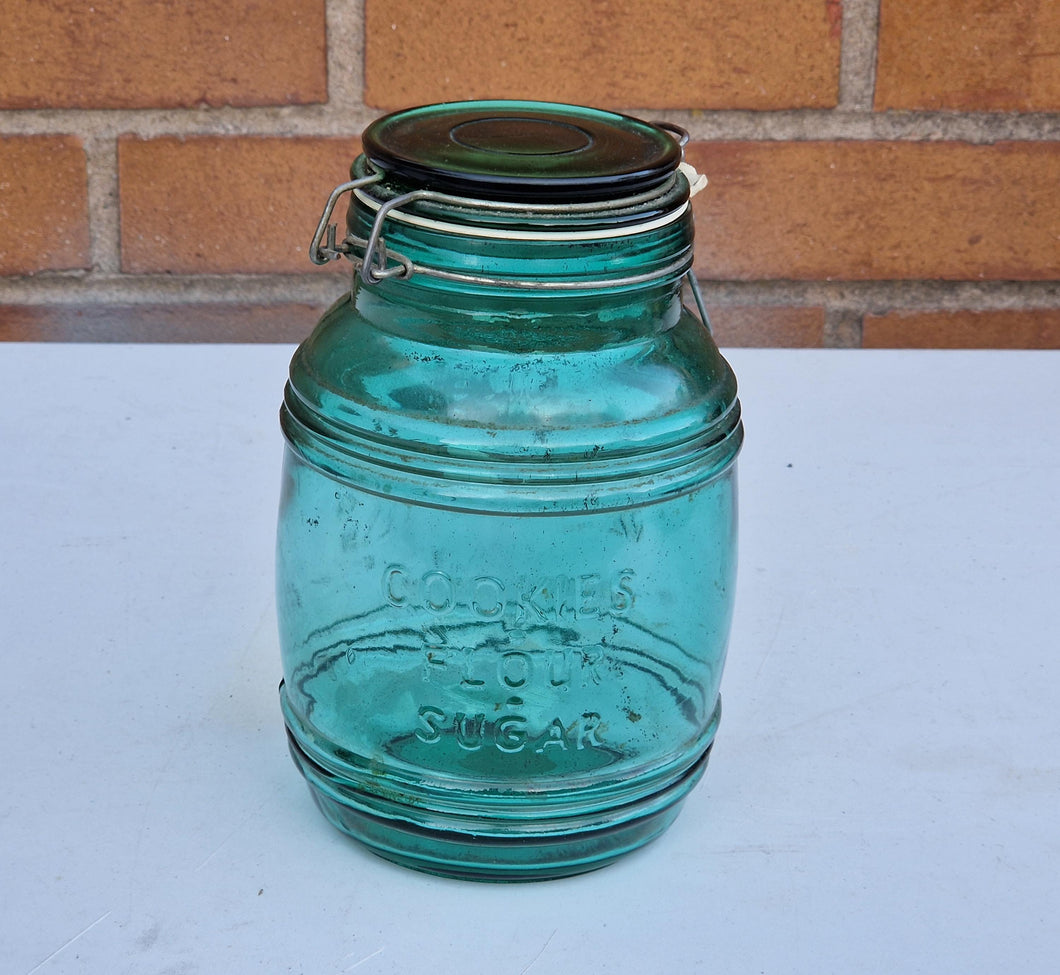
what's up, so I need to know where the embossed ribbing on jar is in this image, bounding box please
[276,101,743,881]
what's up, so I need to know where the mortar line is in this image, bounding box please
[0,272,349,306]
[82,133,120,274]
[824,307,865,347]
[3,108,1060,143]
[2,274,1058,313]
[325,0,365,111]
[838,0,882,111]
[695,279,1060,313]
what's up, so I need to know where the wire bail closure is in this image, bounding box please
[307,153,711,330]
[308,172,383,267]
[309,171,428,284]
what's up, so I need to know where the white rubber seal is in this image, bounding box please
[679,162,709,197]
[352,189,691,241]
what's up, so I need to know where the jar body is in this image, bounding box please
[277,282,741,880]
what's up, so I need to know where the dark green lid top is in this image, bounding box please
[360,100,683,203]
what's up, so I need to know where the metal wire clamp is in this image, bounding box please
[308,172,384,266]
[309,162,710,305]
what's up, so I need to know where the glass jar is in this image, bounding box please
[276,101,743,881]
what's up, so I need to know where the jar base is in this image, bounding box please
[284,726,711,882]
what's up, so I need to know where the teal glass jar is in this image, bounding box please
[276,101,743,881]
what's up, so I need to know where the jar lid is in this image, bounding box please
[360,100,683,203]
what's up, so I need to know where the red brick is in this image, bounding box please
[119,137,360,274]
[0,1,326,109]
[365,0,840,110]
[0,303,323,343]
[0,136,89,276]
[707,306,826,347]
[863,310,1060,349]
[686,141,1060,281]
[876,0,1060,111]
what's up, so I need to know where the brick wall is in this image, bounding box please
[1,0,1057,347]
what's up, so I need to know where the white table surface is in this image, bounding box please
[1,344,1057,974]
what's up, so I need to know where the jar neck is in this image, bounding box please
[351,275,684,352]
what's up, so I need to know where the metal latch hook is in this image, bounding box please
[309,172,383,265]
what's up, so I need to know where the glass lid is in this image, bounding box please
[360,100,683,203]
